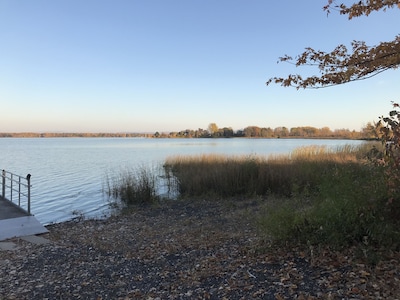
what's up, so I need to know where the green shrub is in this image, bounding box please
[258,160,399,250]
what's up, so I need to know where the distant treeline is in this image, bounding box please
[0,123,378,140]
[0,132,145,138]
[155,123,377,140]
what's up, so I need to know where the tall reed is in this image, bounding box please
[164,145,372,198]
[105,165,159,206]
[165,143,399,252]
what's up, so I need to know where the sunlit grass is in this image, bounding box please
[104,142,399,255]
[163,144,374,197]
[164,142,400,253]
[105,165,159,206]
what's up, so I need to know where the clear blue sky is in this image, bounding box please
[0,1,398,133]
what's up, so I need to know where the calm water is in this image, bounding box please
[0,138,366,225]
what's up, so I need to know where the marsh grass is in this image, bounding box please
[105,165,159,206]
[103,142,398,253]
[163,145,366,198]
[165,143,399,251]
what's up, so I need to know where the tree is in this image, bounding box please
[319,126,332,137]
[361,122,378,139]
[243,126,261,137]
[208,123,219,136]
[221,127,234,138]
[377,102,400,221]
[260,127,274,138]
[274,126,289,138]
[266,1,400,89]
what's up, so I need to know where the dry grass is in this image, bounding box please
[163,143,400,251]
[163,144,373,197]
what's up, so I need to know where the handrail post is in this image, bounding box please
[27,174,31,215]
[18,176,21,206]
[10,173,13,202]
[1,170,5,198]
[2,170,32,215]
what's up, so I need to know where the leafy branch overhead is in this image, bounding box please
[266,1,400,89]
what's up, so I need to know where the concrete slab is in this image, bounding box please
[0,216,48,241]
[0,196,29,220]
[0,242,19,251]
[21,235,50,245]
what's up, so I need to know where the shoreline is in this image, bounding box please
[1,197,399,299]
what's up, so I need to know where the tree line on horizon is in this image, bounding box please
[155,122,377,139]
[0,122,378,140]
[0,132,145,138]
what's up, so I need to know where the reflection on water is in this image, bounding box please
[0,138,366,224]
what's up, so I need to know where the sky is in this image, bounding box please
[0,1,399,133]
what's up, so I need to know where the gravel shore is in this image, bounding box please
[1,198,399,299]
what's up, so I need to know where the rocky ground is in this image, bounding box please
[0,197,399,299]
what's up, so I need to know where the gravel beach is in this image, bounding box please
[1,198,399,299]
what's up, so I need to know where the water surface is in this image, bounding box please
[0,138,365,224]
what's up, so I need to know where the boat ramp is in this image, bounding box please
[0,170,48,241]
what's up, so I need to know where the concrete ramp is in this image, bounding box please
[0,196,30,220]
[1,171,47,241]
[0,216,48,241]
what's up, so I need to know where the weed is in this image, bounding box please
[105,165,159,206]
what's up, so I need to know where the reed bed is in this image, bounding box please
[105,165,159,206]
[163,145,371,198]
[105,142,398,253]
[164,143,399,252]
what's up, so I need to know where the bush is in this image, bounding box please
[377,102,400,223]
[258,154,399,250]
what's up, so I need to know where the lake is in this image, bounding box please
[0,138,366,225]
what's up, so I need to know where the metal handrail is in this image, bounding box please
[1,169,31,214]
